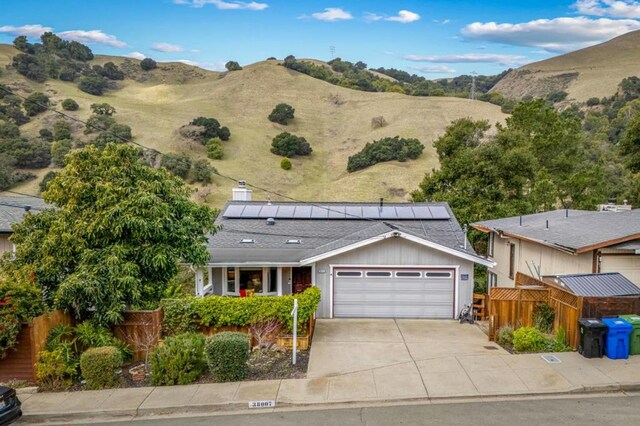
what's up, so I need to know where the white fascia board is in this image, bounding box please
[207,262,300,267]
[300,231,495,268]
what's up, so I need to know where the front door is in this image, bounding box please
[292,266,312,294]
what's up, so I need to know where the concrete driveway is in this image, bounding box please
[306,319,583,399]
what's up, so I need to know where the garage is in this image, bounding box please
[333,268,455,318]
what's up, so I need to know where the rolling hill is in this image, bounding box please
[0,44,506,207]
[492,30,640,102]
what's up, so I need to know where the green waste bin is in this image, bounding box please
[619,315,640,355]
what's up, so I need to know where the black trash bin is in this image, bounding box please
[578,318,607,358]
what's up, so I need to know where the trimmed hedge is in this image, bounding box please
[80,346,122,390]
[205,332,249,382]
[150,333,205,385]
[161,286,321,336]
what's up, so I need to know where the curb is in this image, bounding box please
[20,385,636,424]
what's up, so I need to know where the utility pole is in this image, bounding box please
[329,45,336,59]
[470,71,478,101]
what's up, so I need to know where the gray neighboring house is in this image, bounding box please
[196,183,494,319]
[0,196,47,255]
[471,209,640,288]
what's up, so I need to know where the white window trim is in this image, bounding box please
[222,266,280,296]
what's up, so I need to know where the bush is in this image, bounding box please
[51,139,73,167]
[189,159,215,184]
[53,120,72,141]
[78,76,107,96]
[271,132,312,157]
[513,327,548,352]
[39,171,57,192]
[496,324,514,346]
[35,349,74,390]
[62,98,79,111]
[225,61,242,71]
[84,114,116,134]
[80,346,122,389]
[205,332,249,382]
[347,136,424,172]
[140,58,157,71]
[161,153,192,179]
[39,128,54,142]
[268,103,295,125]
[206,137,224,160]
[150,333,206,385]
[184,117,230,142]
[546,91,568,103]
[371,116,387,129]
[23,92,50,116]
[586,97,600,107]
[533,303,555,333]
[280,157,292,170]
[0,138,51,168]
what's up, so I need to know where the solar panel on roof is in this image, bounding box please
[380,207,398,219]
[310,206,329,219]
[276,205,295,218]
[362,206,381,219]
[224,204,245,217]
[429,206,451,219]
[411,206,433,219]
[327,205,346,218]
[396,206,415,219]
[293,205,312,218]
[259,205,278,218]
[242,205,262,217]
[345,206,363,218]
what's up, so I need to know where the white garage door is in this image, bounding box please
[600,255,640,287]
[333,268,455,318]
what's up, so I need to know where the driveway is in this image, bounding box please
[306,319,588,399]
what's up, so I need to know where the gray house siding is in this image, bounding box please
[314,237,475,318]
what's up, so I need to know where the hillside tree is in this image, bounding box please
[268,103,295,125]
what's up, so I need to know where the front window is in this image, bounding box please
[225,267,278,295]
[226,268,236,293]
[240,268,263,293]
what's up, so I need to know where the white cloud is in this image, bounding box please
[127,51,146,60]
[176,0,268,10]
[414,65,457,74]
[461,17,640,52]
[309,8,353,21]
[151,42,186,53]
[173,59,226,71]
[57,30,127,48]
[364,12,383,22]
[574,0,640,18]
[404,53,529,67]
[385,10,421,23]
[0,24,52,38]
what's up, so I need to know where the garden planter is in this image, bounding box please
[129,365,146,382]
[276,334,310,351]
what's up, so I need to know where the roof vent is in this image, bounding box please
[240,239,255,244]
[24,205,31,212]
[266,218,275,226]
[286,239,301,244]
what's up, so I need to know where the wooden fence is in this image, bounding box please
[489,273,640,349]
[0,310,73,382]
[112,309,163,362]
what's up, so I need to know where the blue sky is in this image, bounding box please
[2,0,640,76]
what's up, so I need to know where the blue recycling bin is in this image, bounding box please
[602,318,633,360]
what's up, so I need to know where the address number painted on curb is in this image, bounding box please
[249,400,276,408]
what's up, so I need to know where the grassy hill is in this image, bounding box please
[0,44,506,207]
[492,30,640,102]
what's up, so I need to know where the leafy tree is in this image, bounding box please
[620,111,640,172]
[10,144,218,324]
[586,97,600,107]
[218,126,231,141]
[189,159,215,184]
[0,138,51,168]
[140,58,157,71]
[39,171,57,192]
[93,62,124,80]
[12,54,47,82]
[24,92,50,116]
[78,76,107,96]
[225,61,242,71]
[546,91,568,103]
[61,98,79,111]
[51,139,73,167]
[39,128,54,142]
[90,103,116,116]
[53,120,72,141]
[271,132,312,157]
[268,103,295,125]
[0,90,29,126]
[13,36,31,53]
[347,136,424,172]
[0,155,18,190]
[206,137,224,160]
[85,114,116,134]
[186,117,230,142]
[160,153,192,179]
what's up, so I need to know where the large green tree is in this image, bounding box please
[10,144,218,325]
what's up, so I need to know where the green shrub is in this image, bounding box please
[533,303,555,333]
[268,103,295,125]
[225,61,242,71]
[586,97,600,107]
[35,349,74,390]
[39,128,54,142]
[496,324,514,346]
[61,98,79,111]
[78,76,107,96]
[206,137,224,160]
[53,119,72,140]
[347,136,424,172]
[23,92,50,116]
[80,346,122,389]
[513,327,548,352]
[39,171,57,192]
[189,159,215,184]
[205,332,249,382]
[162,286,321,335]
[271,132,312,157]
[546,91,568,103]
[161,153,192,179]
[51,139,73,167]
[280,157,292,170]
[140,58,157,71]
[150,333,205,385]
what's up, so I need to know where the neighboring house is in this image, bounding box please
[543,273,640,297]
[196,183,493,319]
[0,196,47,256]
[471,209,640,288]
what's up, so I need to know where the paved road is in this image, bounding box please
[104,394,640,426]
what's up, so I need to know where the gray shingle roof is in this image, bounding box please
[0,196,49,233]
[544,273,640,297]
[471,209,640,253]
[207,201,478,264]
